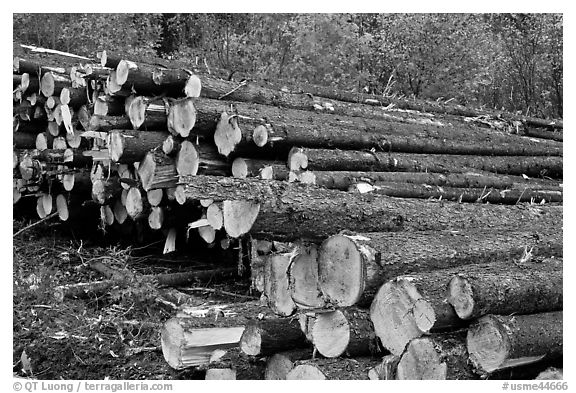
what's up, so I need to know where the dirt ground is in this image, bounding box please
[12,216,253,380]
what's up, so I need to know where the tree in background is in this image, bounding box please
[12,13,562,118]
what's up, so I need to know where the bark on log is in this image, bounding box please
[286,82,563,130]
[108,130,168,163]
[523,128,563,142]
[286,358,382,380]
[467,312,563,374]
[94,95,125,116]
[87,115,132,132]
[127,96,170,130]
[319,228,562,308]
[138,150,178,191]
[295,170,562,192]
[289,147,563,179]
[161,301,269,369]
[260,164,290,181]
[355,182,563,204]
[115,59,201,97]
[396,331,477,380]
[447,258,563,320]
[370,272,464,355]
[311,308,381,358]
[177,175,563,241]
[239,317,307,356]
[13,132,38,149]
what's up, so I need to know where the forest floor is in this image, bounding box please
[12,216,252,380]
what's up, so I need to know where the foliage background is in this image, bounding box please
[13,13,563,118]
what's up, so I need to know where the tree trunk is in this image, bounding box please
[396,331,478,380]
[87,115,132,132]
[138,150,178,191]
[288,82,563,130]
[93,95,125,116]
[115,59,201,97]
[523,128,563,142]
[289,147,563,179]
[317,228,562,309]
[467,312,563,374]
[13,132,38,149]
[294,170,562,191]
[447,258,562,320]
[260,164,290,181]
[355,182,562,204]
[370,272,465,356]
[311,308,381,358]
[108,130,168,163]
[286,358,382,380]
[239,317,307,356]
[177,175,563,241]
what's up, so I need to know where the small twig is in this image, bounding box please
[13,213,58,237]
[515,187,528,205]
[218,80,248,100]
[181,287,257,300]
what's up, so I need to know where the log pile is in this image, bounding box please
[13,44,563,380]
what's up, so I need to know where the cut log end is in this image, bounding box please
[56,194,69,221]
[317,234,365,306]
[289,245,324,308]
[108,131,125,162]
[466,316,509,373]
[288,148,308,171]
[447,275,475,320]
[184,74,202,98]
[207,203,223,230]
[214,112,242,157]
[176,140,199,176]
[265,353,295,380]
[311,310,350,358]
[231,158,248,178]
[252,124,269,147]
[286,365,326,380]
[370,279,436,355]
[127,96,147,129]
[396,338,448,380]
[222,200,261,238]
[161,318,186,369]
[168,98,196,138]
[205,369,236,380]
[125,187,144,219]
[239,324,262,356]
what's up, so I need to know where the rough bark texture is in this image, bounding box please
[467,312,563,374]
[397,331,478,380]
[296,170,562,191]
[177,175,562,241]
[239,317,307,356]
[360,182,562,204]
[447,258,563,320]
[290,147,562,178]
[87,115,132,132]
[108,130,168,163]
[317,227,561,307]
[138,150,178,191]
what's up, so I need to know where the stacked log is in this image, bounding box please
[13,44,563,380]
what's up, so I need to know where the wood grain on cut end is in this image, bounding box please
[176,140,199,176]
[252,124,269,147]
[56,194,69,221]
[286,365,326,380]
[184,74,202,98]
[317,234,364,306]
[311,310,350,358]
[214,111,242,157]
[288,244,324,309]
[447,275,475,320]
[167,98,196,137]
[222,200,260,238]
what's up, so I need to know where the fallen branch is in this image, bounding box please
[180,287,258,300]
[13,212,58,237]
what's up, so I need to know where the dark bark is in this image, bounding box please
[177,175,563,241]
[467,312,563,374]
[447,259,563,320]
[361,182,563,204]
[318,228,562,308]
[290,147,563,179]
[240,317,308,356]
[108,130,169,163]
[287,357,382,380]
[298,170,562,191]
